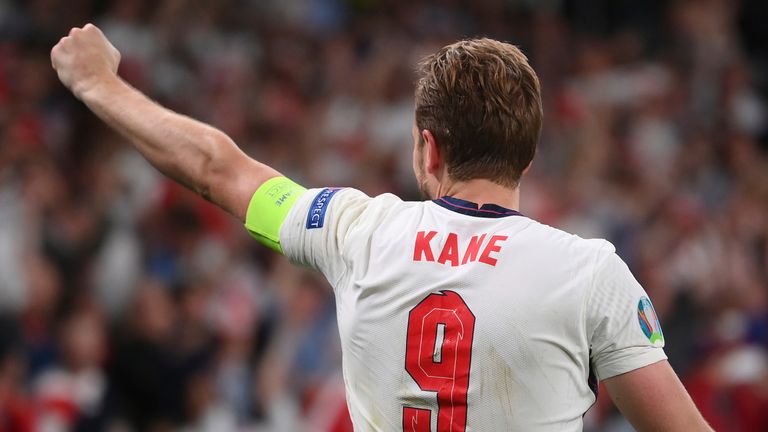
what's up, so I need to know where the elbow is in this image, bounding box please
[193,128,278,219]
[196,128,237,201]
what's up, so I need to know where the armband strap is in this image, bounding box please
[244,176,307,253]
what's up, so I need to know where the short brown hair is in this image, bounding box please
[415,38,542,187]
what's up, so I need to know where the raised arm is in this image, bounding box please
[50,24,279,221]
[604,360,712,431]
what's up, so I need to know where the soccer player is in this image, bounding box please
[51,24,712,431]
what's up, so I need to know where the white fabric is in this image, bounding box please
[279,188,667,432]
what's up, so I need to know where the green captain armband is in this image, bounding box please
[244,176,307,253]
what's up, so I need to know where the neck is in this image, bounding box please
[435,178,520,210]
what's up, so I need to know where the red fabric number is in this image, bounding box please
[403,290,476,432]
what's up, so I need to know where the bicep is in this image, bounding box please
[604,360,712,432]
[205,132,282,221]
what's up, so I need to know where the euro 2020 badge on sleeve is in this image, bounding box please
[638,297,664,345]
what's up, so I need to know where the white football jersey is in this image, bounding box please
[279,187,667,432]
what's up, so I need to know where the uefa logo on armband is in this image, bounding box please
[637,297,664,345]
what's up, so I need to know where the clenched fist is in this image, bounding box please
[51,24,121,99]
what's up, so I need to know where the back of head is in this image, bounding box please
[415,38,543,187]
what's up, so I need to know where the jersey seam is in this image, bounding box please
[333,188,375,287]
[583,240,613,353]
[334,193,404,287]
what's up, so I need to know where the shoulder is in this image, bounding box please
[289,188,420,237]
[518,218,615,260]
[325,189,426,219]
[335,191,423,234]
[299,188,406,209]
[507,218,621,290]
[303,188,412,215]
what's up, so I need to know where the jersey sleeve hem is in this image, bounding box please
[594,347,668,380]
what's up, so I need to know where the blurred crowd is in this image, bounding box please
[1,0,767,431]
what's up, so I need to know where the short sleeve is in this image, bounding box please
[278,187,373,284]
[587,249,667,380]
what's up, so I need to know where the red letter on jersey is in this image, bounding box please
[414,231,437,262]
[478,235,508,266]
[437,233,460,267]
[461,234,487,265]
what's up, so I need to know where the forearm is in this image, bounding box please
[79,76,277,219]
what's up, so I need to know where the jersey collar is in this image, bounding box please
[432,196,523,219]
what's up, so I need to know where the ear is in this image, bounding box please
[421,129,443,176]
[522,160,533,176]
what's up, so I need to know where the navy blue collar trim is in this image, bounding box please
[432,196,523,218]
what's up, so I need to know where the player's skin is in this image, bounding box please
[50,24,713,432]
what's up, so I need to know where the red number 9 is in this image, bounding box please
[403,290,476,432]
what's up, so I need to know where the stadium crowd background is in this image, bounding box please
[1,0,767,430]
